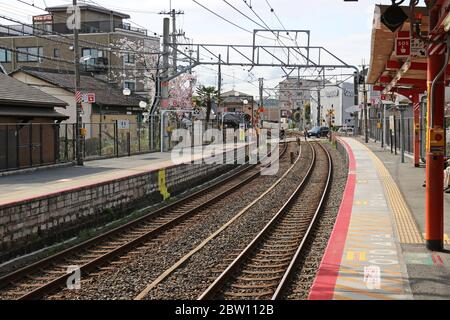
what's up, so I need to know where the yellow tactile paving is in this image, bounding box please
[359,144,424,244]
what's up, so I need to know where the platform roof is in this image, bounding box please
[368,5,431,97]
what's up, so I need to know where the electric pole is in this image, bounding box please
[161,18,170,152]
[73,0,83,166]
[362,64,369,143]
[218,54,222,119]
[317,88,321,127]
[160,9,184,76]
[259,78,264,126]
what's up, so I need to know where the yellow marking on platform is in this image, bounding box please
[334,283,395,300]
[358,180,369,184]
[346,251,367,262]
[359,143,424,244]
[354,200,369,206]
[333,293,356,300]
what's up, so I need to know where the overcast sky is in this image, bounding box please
[0,0,426,97]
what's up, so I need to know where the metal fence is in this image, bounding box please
[0,119,160,173]
[367,117,415,155]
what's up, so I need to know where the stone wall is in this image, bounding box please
[0,158,238,260]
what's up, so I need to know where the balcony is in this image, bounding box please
[82,57,109,73]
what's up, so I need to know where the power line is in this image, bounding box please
[0,44,159,71]
[10,2,161,51]
[191,0,276,42]
[83,0,161,36]
[0,22,157,57]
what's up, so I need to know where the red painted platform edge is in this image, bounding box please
[0,145,246,209]
[308,138,356,300]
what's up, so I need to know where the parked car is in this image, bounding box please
[307,126,330,138]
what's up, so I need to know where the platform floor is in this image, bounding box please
[0,142,251,207]
[309,137,450,300]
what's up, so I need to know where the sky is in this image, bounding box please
[0,0,426,97]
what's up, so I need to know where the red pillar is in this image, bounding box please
[413,94,421,168]
[426,7,445,251]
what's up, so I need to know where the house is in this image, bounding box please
[11,67,147,139]
[221,90,256,117]
[0,73,68,171]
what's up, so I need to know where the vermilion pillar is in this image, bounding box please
[426,7,445,251]
[413,94,421,168]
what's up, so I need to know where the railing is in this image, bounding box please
[360,117,427,158]
[0,119,160,173]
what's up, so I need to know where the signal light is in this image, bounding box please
[381,4,408,32]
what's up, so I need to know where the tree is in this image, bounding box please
[111,37,159,106]
[196,86,218,123]
[169,73,197,110]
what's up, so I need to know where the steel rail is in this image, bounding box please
[271,143,332,300]
[133,141,300,300]
[0,143,288,300]
[197,142,331,300]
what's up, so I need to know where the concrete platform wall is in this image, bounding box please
[0,153,240,260]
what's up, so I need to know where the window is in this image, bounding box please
[0,49,12,63]
[124,81,136,92]
[82,48,105,59]
[17,47,43,62]
[123,52,135,64]
[53,48,61,58]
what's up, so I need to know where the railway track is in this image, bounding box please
[133,141,309,300]
[0,143,288,300]
[198,142,332,300]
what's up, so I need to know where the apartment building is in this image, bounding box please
[278,78,321,118]
[310,82,356,128]
[0,4,159,97]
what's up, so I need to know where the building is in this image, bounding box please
[0,73,68,171]
[310,82,356,127]
[278,78,321,119]
[11,67,147,138]
[0,4,159,97]
[259,99,280,121]
[221,90,256,117]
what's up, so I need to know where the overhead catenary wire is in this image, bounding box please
[0,44,160,71]
[191,0,279,42]
[0,13,161,55]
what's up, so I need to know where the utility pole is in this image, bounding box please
[159,9,184,76]
[218,54,222,120]
[161,18,170,152]
[317,88,321,127]
[73,0,83,166]
[362,64,369,144]
[171,10,177,75]
[259,78,264,125]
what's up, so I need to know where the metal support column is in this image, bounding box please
[426,8,445,251]
[413,94,421,167]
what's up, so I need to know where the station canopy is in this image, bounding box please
[368,5,433,100]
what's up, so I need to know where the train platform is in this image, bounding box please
[0,142,250,208]
[309,137,450,300]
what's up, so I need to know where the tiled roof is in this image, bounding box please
[0,73,68,108]
[14,68,146,108]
